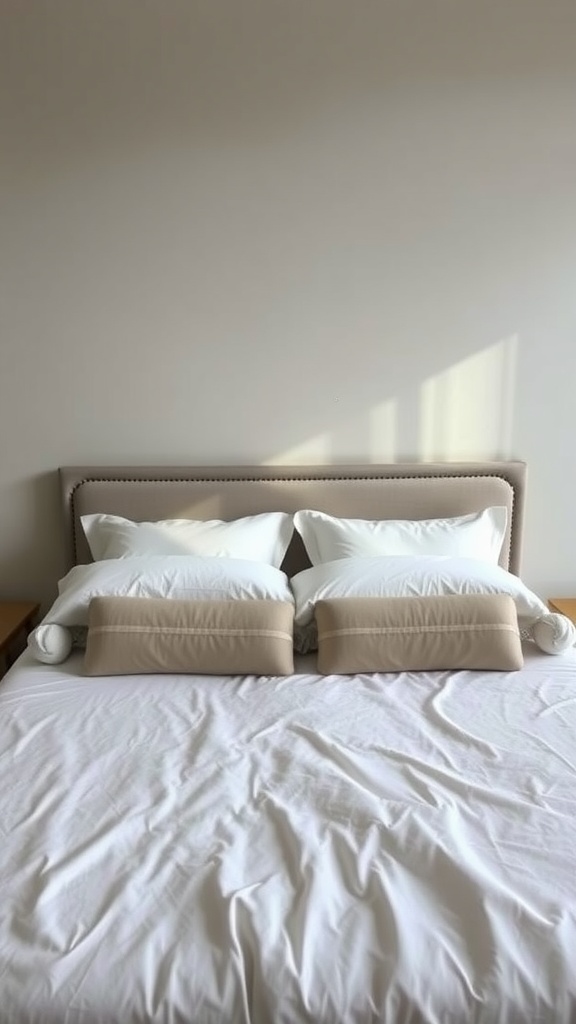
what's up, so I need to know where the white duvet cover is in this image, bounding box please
[1,648,576,1023]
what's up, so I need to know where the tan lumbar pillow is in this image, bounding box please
[315,593,523,674]
[84,597,294,676]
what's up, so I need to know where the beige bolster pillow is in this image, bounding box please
[316,593,523,674]
[84,597,294,676]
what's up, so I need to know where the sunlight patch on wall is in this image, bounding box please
[263,432,332,466]
[419,335,518,461]
[369,398,397,463]
[264,338,517,467]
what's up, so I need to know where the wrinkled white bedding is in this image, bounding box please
[1,647,576,1024]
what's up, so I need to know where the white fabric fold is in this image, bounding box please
[532,612,576,654]
[27,622,72,664]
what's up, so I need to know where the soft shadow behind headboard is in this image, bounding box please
[59,461,526,577]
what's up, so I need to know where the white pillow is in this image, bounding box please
[81,511,293,568]
[28,556,293,664]
[293,507,508,565]
[290,555,571,655]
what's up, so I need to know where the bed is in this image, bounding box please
[1,460,576,1024]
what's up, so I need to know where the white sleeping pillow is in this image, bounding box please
[290,555,574,655]
[81,511,293,568]
[293,507,508,565]
[28,555,293,664]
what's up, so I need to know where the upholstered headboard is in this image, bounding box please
[59,461,526,576]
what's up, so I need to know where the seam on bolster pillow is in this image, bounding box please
[319,623,520,638]
[316,593,523,674]
[89,626,292,638]
[84,597,295,676]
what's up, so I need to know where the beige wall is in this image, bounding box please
[1,0,575,607]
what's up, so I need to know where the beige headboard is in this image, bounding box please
[59,461,526,576]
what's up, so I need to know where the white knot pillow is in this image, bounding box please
[532,613,576,655]
[28,624,73,665]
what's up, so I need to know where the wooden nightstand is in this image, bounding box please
[0,601,40,677]
[548,597,576,625]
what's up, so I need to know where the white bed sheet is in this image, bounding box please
[1,647,576,1023]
